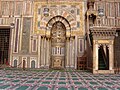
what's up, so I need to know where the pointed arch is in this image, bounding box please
[46,16,71,31]
[46,16,71,37]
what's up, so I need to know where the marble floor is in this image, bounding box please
[0,69,120,90]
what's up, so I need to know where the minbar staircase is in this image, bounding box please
[98,46,108,70]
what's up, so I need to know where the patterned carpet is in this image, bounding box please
[0,69,120,90]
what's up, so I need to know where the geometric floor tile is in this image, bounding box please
[0,69,119,90]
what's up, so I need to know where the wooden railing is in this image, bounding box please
[77,56,87,70]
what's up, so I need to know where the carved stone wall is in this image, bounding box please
[114,31,120,68]
[0,0,86,69]
[33,1,84,36]
[94,0,120,27]
[21,18,31,54]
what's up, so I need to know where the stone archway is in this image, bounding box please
[51,21,66,69]
[91,27,116,74]
[46,16,71,69]
[39,16,76,69]
[0,28,11,65]
[14,60,17,67]
[31,60,35,68]
[46,16,71,38]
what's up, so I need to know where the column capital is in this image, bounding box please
[109,40,114,45]
[109,43,114,71]
[66,37,70,41]
[93,40,98,45]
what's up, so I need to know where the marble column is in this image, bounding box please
[93,42,96,70]
[69,38,72,67]
[103,45,106,56]
[109,43,114,70]
[10,28,15,66]
[95,44,99,70]
[48,38,52,67]
[40,37,44,67]
[44,37,46,66]
[46,38,50,67]
[93,41,99,70]
[38,35,41,68]
[75,36,78,69]
[71,37,75,68]
[66,38,69,67]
